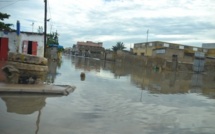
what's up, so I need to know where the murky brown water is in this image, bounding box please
[1,55,215,134]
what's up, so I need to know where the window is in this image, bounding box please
[164,43,169,47]
[156,49,165,54]
[203,49,208,53]
[179,46,184,49]
[193,47,198,51]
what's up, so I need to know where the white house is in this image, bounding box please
[0,30,44,58]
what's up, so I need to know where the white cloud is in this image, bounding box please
[1,0,215,48]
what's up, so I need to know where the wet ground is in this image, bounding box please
[0,55,215,134]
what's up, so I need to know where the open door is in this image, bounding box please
[22,41,38,56]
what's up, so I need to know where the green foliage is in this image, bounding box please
[37,26,43,33]
[58,47,64,52]
[0,12,13,30]
[47,31,59,45]
[112,42,126,52]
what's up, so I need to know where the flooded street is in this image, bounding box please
[1,55,215,134]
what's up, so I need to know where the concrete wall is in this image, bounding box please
[202,43,215,49]
[152,48,184,61]
[114,53,215,72]
[0,31,44,57]
[46,47,58,60]
[133,44,153,56]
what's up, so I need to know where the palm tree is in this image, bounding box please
[112,42,126,52]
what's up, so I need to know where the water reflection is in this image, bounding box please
[71,56,215,99]
[71,56,101,72]
[1,95,46,114]
[0,95,46,134]
[46,59,62,83]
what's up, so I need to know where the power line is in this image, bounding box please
[0,1,18,9]
[0,0,27,2]
[0,0,28,9]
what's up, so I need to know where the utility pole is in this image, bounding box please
[44,0,47,57]
[146,29,149,56]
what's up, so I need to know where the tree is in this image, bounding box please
[112,42,126,52]
[47,31,59,45]
[0,12,13,30]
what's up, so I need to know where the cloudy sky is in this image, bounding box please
[1,0,215,49]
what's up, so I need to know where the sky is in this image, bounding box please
[0,0,215,49]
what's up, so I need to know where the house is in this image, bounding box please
[152,47,184,61]
[0,30,44,60]
[202,43,215,58]
[75,41,105,58]
[71,41,105,58]
[133,41,203,62]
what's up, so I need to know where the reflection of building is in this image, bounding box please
[129,66,215,98]
[1,96,46,114]
[72,57,101,72]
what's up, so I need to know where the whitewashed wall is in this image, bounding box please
[0,31,44,57]
[20,33,44,57]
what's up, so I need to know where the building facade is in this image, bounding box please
[74,41,105,58]
[202,43,215,57]
[0,31,44,58]
[133,41,203,62]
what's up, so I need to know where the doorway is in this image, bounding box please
[22,40,37,55]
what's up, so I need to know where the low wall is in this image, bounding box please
[114,53,215,72]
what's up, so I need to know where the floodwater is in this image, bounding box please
[1,55,215,134]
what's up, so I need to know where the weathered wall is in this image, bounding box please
[152,48,184,61]
[20,33,44,57]
[3,52,48,84]
[0,31,44,57]
[114,52,215,72]
[46,47,58,60]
